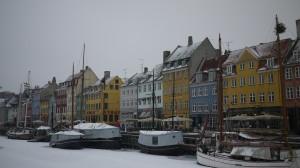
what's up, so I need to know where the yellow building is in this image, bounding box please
[222,40,290,116]
[40,100,49,123]
[84,72,123,125]
[162,36,217,129]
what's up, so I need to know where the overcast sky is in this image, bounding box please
[0,0,300,92]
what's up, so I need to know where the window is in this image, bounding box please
[148,84,152,92]
[269,92,274,102]
[198,87,203,96]
[192,103,197,112]
[208,71,216,81]
[212,104,217,111]
[268,73,273,83]
[250,93,255,103]
[294,50,300,62]
[295,67,300,78]
[259,93,265,102]
[240,77,245,87]
[296,86,300,98]
[240,64,244,71]
[266,57,275,68]
[152,136,158,145]
[231,79,237,88]
[204,87,208,96]
[249,61,254,69]
[240,94,246,104]
[212,86,217,95]
[192,88,196,97]
[232,95,237,104]
[286,87,294,99]
[259,74,264,84]
[226,65,233,74]
[158,82,161,90]
[138,86,141,92]
[143,85,146,92]
[223,79,228,88]
[285,68,293,79]
[224,96,228,104]
[248,76,255,86]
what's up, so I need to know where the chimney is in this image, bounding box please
[104,71,110,79]
[144,67,148,73]
[297,19,300,39]
[188,36,193,46]
[163,50,170,63]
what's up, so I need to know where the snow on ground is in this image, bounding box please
[0,136,207,168]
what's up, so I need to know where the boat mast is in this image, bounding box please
[275,15,289,148]
[80,43,85,122]
[152,69,155,130]
[172,71,175,130]
[71,63,75,129]
[217,33,224,143]
[17,84,22,127]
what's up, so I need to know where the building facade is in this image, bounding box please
[162,36,217,129]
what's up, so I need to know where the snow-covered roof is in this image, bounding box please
[139,130,182,136]
[74,123,117,130]
[55,130,83,136]
[166,42,201,62]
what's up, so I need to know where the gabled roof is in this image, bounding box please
[223,39,292,66]
[166,41,202,62]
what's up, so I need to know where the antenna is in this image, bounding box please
[224,41,233,51]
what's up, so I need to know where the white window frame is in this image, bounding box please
[295,67,300,78]
[285,68,293,80]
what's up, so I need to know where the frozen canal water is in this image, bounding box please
[0,136,206,168]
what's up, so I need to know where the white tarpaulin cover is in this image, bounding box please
[230,146,272,160]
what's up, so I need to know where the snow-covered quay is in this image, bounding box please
[0,136,205,168]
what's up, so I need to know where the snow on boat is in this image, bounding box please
[196,149,294,168]
[7,127,34,140]
[138,130,184,155]
[74,123,121,149]
[28,126,52,142]
[49,130,83,149]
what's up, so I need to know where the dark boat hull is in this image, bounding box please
[50,139,82,149]
[81,137,121,149]
[138,144,183,156]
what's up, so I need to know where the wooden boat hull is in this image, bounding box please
[81,138,121,149]
[50,139,82,149]
[7,133,33,140]
[138,144,183,156]
[196,151,292,168]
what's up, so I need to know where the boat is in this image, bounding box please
[138,69,184,155]
[49,62,83,149]
[138,130,183,155]
[7,127,34,140]
[196,19,298,168]
[74,122,121,149]
[28,126,52,142]
[49,130,83,149]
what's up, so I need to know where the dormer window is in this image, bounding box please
[226,65,233,74]
[266,57,275,68]
[208,71,216,82]
[294,50,300,62]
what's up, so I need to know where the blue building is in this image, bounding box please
[189,56,226,130]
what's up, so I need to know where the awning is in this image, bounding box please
[162,116,192,122]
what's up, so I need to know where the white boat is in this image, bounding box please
[74,122,121,149]
[138,130,183,155]
[49,130,83,149]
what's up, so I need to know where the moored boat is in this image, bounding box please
[138,130,183,155]
[74,122,121,149]
[7,127,34,140]
[28,126,52,142]
[49,130,83,149]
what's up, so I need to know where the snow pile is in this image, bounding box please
[74,123,116,130]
